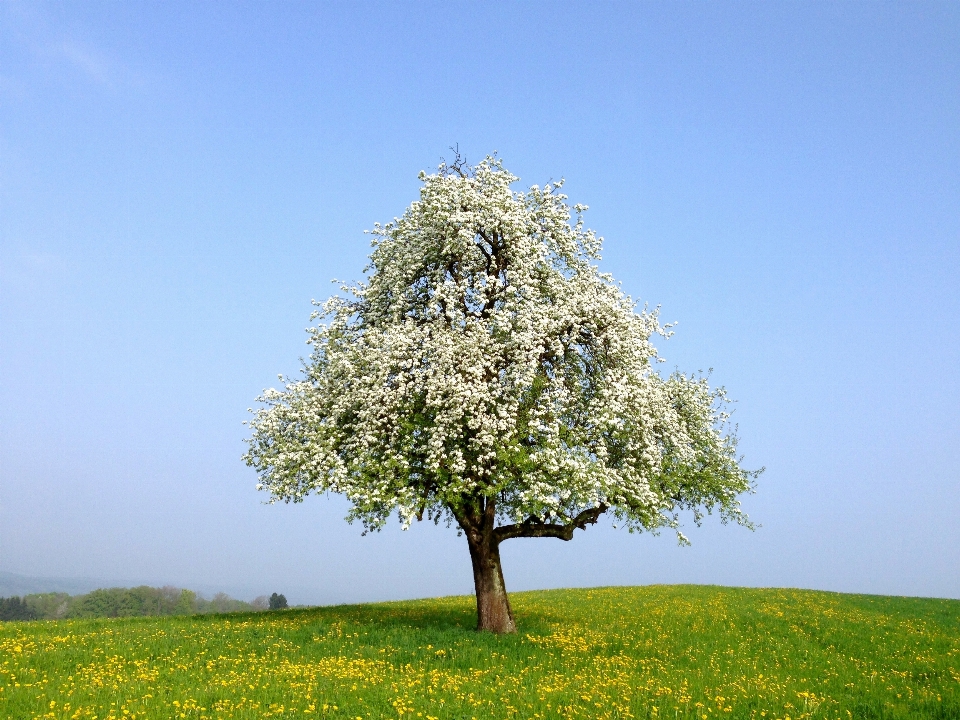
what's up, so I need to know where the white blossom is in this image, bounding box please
[244,156,759,541]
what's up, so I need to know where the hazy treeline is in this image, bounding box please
[0,586,275,621]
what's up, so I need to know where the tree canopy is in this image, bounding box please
[245,154,759,632]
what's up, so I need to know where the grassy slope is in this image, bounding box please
[1,585,957,720]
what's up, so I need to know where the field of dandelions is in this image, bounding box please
[1,585,957,720]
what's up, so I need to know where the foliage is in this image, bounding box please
[1,585,957,718]
[251,595,269,610]
[22,593,70,620]
[0,586,262,622]
[0,596,37,621]
[68,586,181,619]
[209,592,258,614]
[173,588,198,616]
[245,154,759,548]
[269,593,288,610]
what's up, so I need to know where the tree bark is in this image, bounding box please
[455,496,517,634]
[466,527,516,634]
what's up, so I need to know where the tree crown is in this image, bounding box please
[244,155,758,543]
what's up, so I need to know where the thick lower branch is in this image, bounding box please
[494,503,608,542]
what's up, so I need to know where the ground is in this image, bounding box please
[1,585,957,719]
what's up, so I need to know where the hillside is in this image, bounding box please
[1,585,957,719]
[0,571,108,599]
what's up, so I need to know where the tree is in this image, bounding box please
[245,154,760,634]
[0,596,37,621]
[268,593,288,610]
[251,595,269,610]
[174,589,197,616]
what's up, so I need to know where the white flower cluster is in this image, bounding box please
[244,157,757,540]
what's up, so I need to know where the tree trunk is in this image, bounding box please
[466,530,516,634]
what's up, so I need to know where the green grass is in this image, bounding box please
[1,585,957,719]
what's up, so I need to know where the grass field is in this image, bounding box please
[1,585,957,720]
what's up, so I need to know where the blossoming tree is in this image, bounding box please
[245,155,759,634]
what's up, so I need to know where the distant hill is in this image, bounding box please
[0,571,109,597]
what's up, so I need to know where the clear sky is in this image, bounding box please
[2,1,958,605]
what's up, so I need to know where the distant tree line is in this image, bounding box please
[0,586,290,621]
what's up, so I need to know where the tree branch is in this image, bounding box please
[494,503,608,542]
[441,145,470,178]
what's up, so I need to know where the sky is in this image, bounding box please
[1,1,958,605]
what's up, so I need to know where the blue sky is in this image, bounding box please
[1,1,958,604]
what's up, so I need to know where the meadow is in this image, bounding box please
[1,585,957,720]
